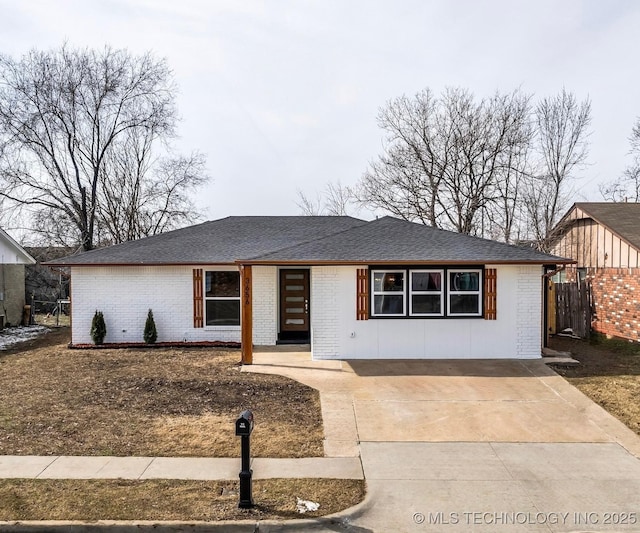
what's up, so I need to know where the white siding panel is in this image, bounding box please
[0,237,32,264]
[71,265,241,345]
[311,265,542,360]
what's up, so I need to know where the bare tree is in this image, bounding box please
[0,44,208,251]
[437,88,532,237]
[358,89,442,226]
[523,89,591,250]
[96,128,207,245]
[600,117,640,202]
[296,181,357,216]
[296,190,324,216]
[356,87,532,238]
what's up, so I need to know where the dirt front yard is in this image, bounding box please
[0,327,324,457]
[0,328,367,522]
[549,334,640,436]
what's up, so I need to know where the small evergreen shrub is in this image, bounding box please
[143,309,157,344]
[90,310,107,345]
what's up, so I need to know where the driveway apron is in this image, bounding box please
[247,354,640,533]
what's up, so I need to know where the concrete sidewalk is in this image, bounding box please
[0,455,363,480]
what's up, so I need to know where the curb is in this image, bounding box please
[0,493,375,532]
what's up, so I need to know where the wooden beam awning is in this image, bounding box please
[240,264,253,365]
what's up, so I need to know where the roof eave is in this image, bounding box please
[49,258,576,267]
[0,230,36,265]
[578,206,640,254]
[237,258,576,266]
[554,203,640,254]
[46,261,239,267]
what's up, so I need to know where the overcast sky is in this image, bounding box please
[2,0,639,221]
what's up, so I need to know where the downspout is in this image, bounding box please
[543,265,566,280]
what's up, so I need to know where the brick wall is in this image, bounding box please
[252,266,277,345]
[587,267,640,341]
[516,265,543,358]
[71,265,241,345]
[310,266,339,358]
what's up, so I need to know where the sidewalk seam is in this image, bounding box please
[34,456,60,479]
[138,457,156,480]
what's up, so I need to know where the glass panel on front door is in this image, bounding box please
[279,269,310,342]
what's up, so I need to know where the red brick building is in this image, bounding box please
[550,202,640,342]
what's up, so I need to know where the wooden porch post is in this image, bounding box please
[241,264,253,365]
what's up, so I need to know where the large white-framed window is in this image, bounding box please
[371,270,406,316]
[369,267,484,318]
[448,269,482,316]
[409,270,444,316]
[205,270,241,326]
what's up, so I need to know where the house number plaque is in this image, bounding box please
[244,275,251,305]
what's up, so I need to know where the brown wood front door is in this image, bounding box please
[279,269,310,340]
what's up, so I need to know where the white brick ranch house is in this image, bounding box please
[50,216,570,362]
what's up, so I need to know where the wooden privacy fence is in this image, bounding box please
[554,281,592,338]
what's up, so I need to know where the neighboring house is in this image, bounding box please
[0,228,36,328]
[550,202,640,342]
[49,216,569,361]
[25,247,72,314]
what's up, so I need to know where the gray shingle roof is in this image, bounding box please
[573,202,640,251]
[49,216,366,265]
[245,216,569,264]
[50,215,570,266]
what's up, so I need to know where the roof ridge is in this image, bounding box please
[242,217,370,261]
[243,215,568,264]
[373,215,555,253]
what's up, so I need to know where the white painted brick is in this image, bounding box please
[310,266,339,358]
[515,265,542,358]
[71,265,241,345]
[252,266,277,345]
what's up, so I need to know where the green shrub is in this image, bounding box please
[143,309,157,344]
[90,311,107,345]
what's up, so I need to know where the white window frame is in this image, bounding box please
[204,270,241,327]
[447,269,482,316]
[409,269,444,316]
[371,269,406,317]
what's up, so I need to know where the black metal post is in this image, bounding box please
[238,434,254,508]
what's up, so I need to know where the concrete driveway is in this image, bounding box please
[247,354,640,532]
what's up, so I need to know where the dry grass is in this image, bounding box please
[0,328,323,457]
[0,478,365,521]
[34,312,70,328]
[549,335,640,436]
